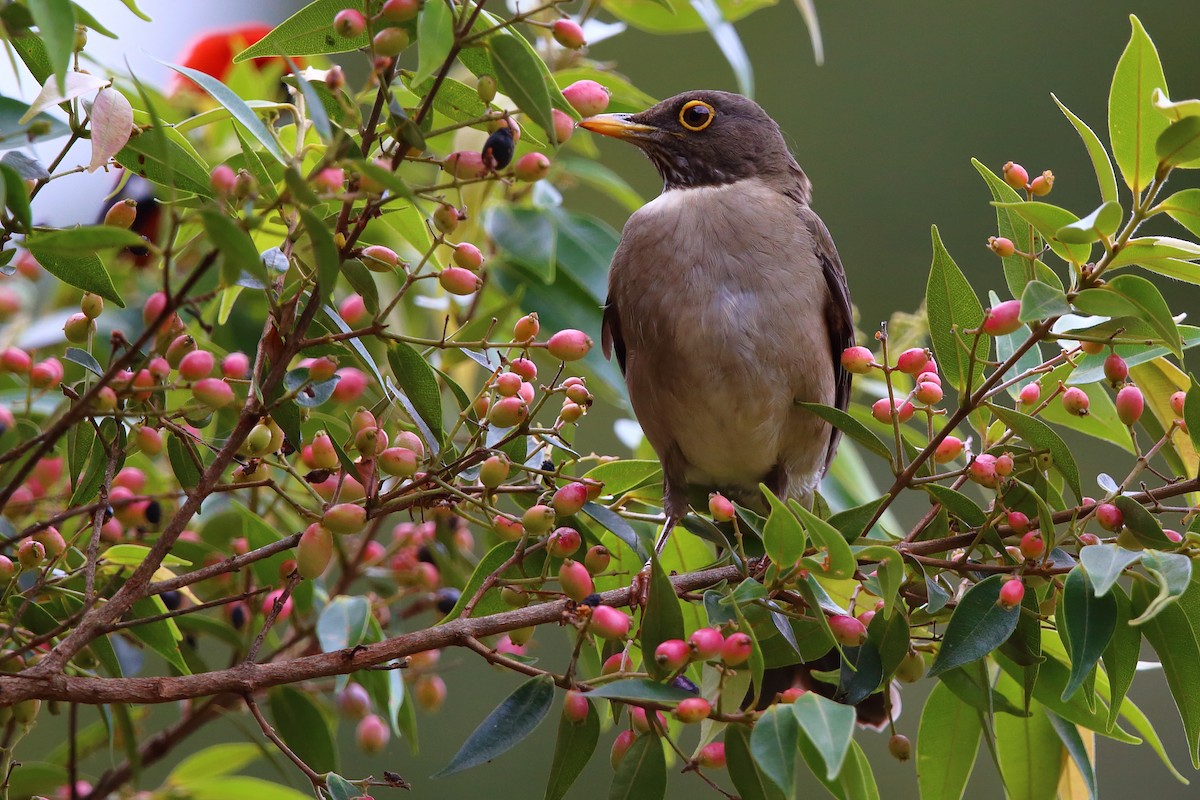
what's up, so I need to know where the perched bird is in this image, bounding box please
[580,91,853,550]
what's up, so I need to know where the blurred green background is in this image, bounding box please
[21,1,1200,797]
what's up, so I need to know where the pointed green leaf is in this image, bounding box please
[27,242,123,307]
[415,0,454,85]
[751,704,799,798]
[201,209,266,286]
[608,732,665,800]
[1055,200,1122,244]
[642,550,685,679]
[235,0,369,61]
[1060,567,1117,701]
[1103,584,1140,730]
[489,34,556,146]
[791,692,854,780]
[993,676,1065,800]
[926,226,986,393]
[1046,711,1098,800]
[544,700,599,800]
[761,486,806,568]
[793,501,855,580]
[433,675,555,777]
[995,201,1093,264]
[1075,274,1182,357]
[990,405,1081,500]
[115,127,214,198]
[928,575,1020,677]
[1157,115,1200,169]
[727,725,784,800]
[1052,93,1119,205]
[920,484,988,531]
[585,679,696,705]
[1019,280,1071,323]
[300,208,340,304]
[796,402,893,464]
[1131,577,1200,767]
[917,682,982,800]
[1079,543,1142,596]
[1130,550,1192,624]
[168,743,262,784]
[582,460,661,497]
[1109,15,1169,194]
[27,0,75,93]
[267,686,337,773]
[386,343,443,446]
[1157,188,1200,238]
[162,61,287,164]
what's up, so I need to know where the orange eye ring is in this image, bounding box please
[678,100,715,132]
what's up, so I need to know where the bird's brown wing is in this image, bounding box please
[799,207,854,475]
[601,299,627,374]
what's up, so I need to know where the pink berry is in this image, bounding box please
[338,683,371,720]
[1116,385,1144,426]
[1003,161,1029,191]
[379,0,419,22]
[488,396,528,428]
[562,80,610,117]
[262,589,293,620]
[829,614,867,647]
[297,523,333,579]
[323,503,366,534]
[1103,352,1128,385]
[611,730,637,768]
[513,313,539,342]
[547,329,592,361]
[563,690,590,723]
[1096,503,1124,532]
[439,267,481,296]
[1165,529,1183,543]
[373,27,409,57]
[379,447,419,478]
[915,381,943,405]
[968,454,999,488]
[1019,383,1041,406]
[1007,511,1030,534]
[988,236,1015,257]
[889,734,912,762]
[510,357,537,381]
[356,714,390,754]
[1170,390,1186,416]
[362,244,399,272]
[673,697,711,724]
[872,397,914,424]
[559,559,594,601]
[654,639,690,672]
[547,526,581,558]
[840,345,874,375]
[590,605,631,640]
[998,578,1025,608]
[192,377,235,408]
[178,350,214,382]
[551,109,574,145]
[630,706,664,734]
[552,482,589,516]
[721,632,752,666]
[688,627,725,660]
[1062,387,1090,416]
[514,152,551,182]
[1029,170,1054,196]
[334,8,366,38]
[332,368,368,403]
[552,19,586,49]
[452,242,484,271]
[697,741,726,769]
[210,164,237,196]
[895,347,929,375]
[708,492,735,522]
[339,294,368,326]
[994,452,1014,476]
[222,352,250,379]
[523,504,556,535]
[1019,532,1044,559]
[0,347,31,373]
[443,150,487,180]
[62,312,94,343]
[982,300,1022,336]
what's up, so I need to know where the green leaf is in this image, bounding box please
[161,61,287,164]
[415,0,454,84]
[1113,494,1173,550]
[167,743,261,784]
[923,485,986,527]
[995,201,1093,264]
[316,595,370,653]
[926,226,986,394]
[641,550,685,680]
[1075,274,1182,357]
[751,704,799,798]
[603,0,771,34]
[1130,550,1192,624]
[234,0,369,61]
[1108,234,1200,267]
[1157,188,1200,238]
[27,0,75,93]
[387,343,444,447]
[1060,567,1117,701]
[300,208,340,304]
[267,685,337,773]
[324,774,360,800]
[440,541,517,622]
[586,679,698,705]
[917,682,982,800]
[28,225,147,256]
[1052,93,1119,205]
[937,663,1028,718]
[793,501,855,580]
[971,158,1061,296]
[182,777,313,800]
[1019,280,1071,322]
[1157,116,1200,168]
[791,692,854,781]
[201,209,266,286]
[582,459,661,497]
[990,405,1081,500]
[727,724,785,800]
[0,96,69,149]
[489,35,557,147]
[1079,544,1142,596]
[1103,584,1140,730]
[28,242,123,307]
[582,501,648,562]
[1055,200,1122,243]
[285,57,332,143]
[995,650,1137,742]
[928,575,1020,677]
[0,164,30,232]
[433,675,555,777]
[116,127,214,197]
[1131,577,1200,767]
[796,402,893,464]
[486,205,557,281]
[993,677,1065,800]
[608,732,666,800]
[1046,711,1098,800]
[129,596,189,674]
[1110,15,1170,195]
[103,544,190,568]
[761,486,806,569]
[544,700,599,800]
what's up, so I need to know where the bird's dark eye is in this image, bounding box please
[678,100,715,132]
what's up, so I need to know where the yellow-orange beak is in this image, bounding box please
[578,114,657,141]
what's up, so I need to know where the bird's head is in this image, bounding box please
[579,91,804,193]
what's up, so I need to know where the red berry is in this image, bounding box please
[998,578,1024,608]
[552,19,586,49]
[337,683,371,720]
[828,615,867,647]
[1103,352,1128,385]
[721,632,753,665]
[688,627,724,660]
[982,300,1022,336]
[654,639,690,672]
[559,559,594,601]
[178,350,214,382]
[1007,511,1030,534]
[135,426,163,456]
[323,503,366,534]
[1115,385,1144,426]
[562,80,610,117]
[552,482,589,516]
[934,436,964,463]
[611,730,637,768]
[673,697,711,724]
[1019,383,1040,406]
[0,347,31,373]
[968,454,999,488]
[548,526,582,558]
[895,347,929,375]
[697,742,726,769]
[356,714,390,754]
[1062,387,1090,416]
[840,345,874,375]
[563,690,590,723]
[334,9,366,38]
[444,150,487,180]
[1165,528,1183,543]
[988,236,1015,257]
[261,589,292,620]
[1003,161,1029,191]
[590,605,631,640]
[1078,532,1101,546]
[708,492,735,522]
[1096,503,1124,532]
[439,266,481,296]
[915,381,943,405]
[1170,390,1186,416]
[871,397,914,424]
[297,523,333,579]
[514,152,552,182]
[1019,532,1045,559]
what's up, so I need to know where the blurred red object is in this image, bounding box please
[171,24,300,93]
